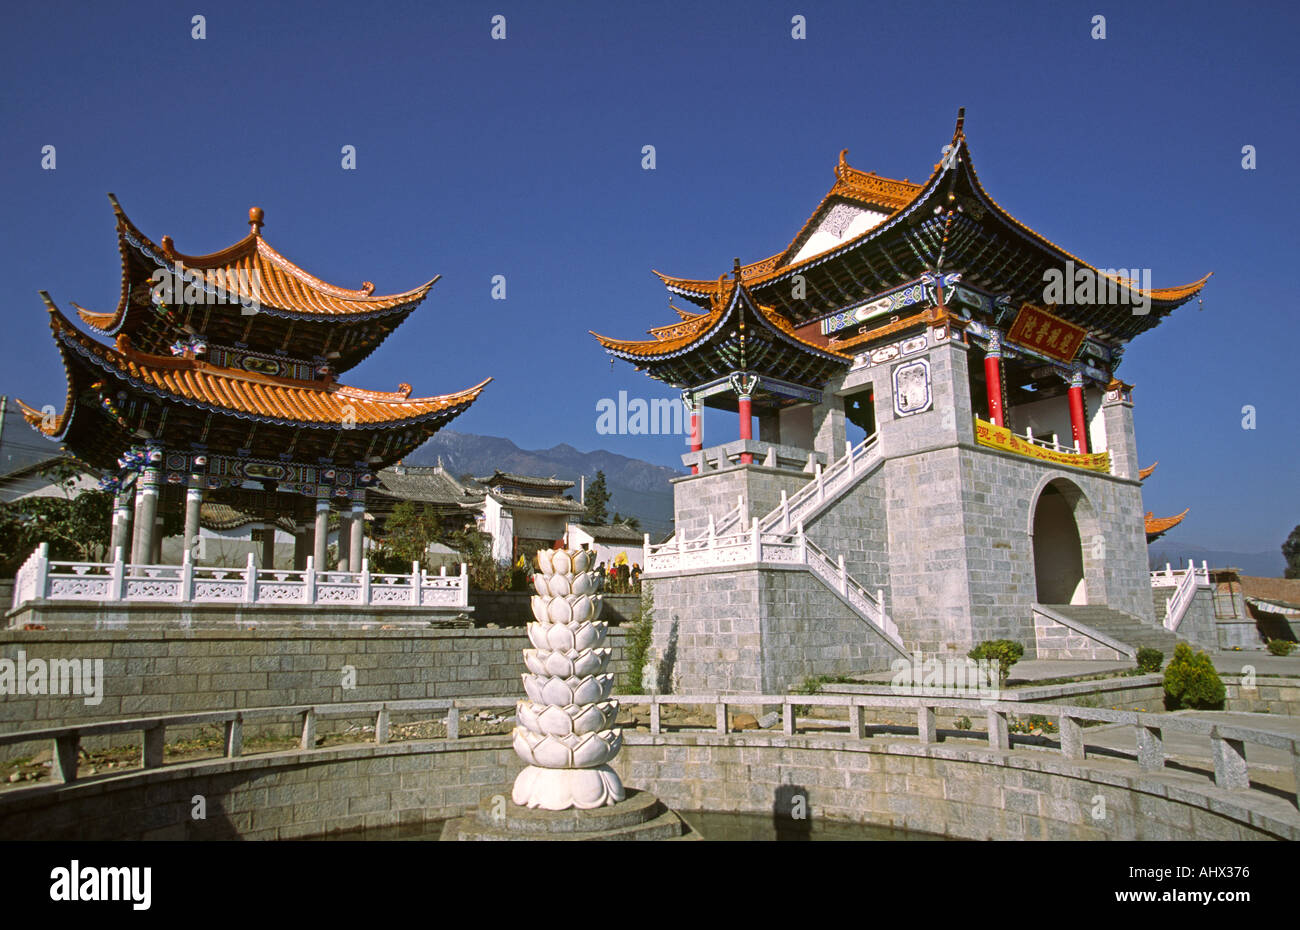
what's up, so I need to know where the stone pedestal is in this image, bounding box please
[440,789,688,841]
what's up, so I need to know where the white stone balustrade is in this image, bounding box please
[10,542,468,611]
[1154,558,1210,632]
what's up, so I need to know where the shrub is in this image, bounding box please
[954,716,972,731]
[1266,640,1296,657]
[1135,647,1164,673]
[967,640,1024,688]
[621,615,654,694]
[1163,643,1225,710]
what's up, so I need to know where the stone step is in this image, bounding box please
[1041,603,1189,655]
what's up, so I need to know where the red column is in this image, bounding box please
[688,396,702,475]
[984,333,1005,427]
[738,395,753,464]
[1068,373,1089,453]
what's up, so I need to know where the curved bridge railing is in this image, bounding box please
[2,693,1296,811]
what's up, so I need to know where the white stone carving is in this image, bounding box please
[512,548,625,811]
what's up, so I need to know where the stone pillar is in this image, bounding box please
[313,491,331,570]
[293,521,311,571]
[337,510,352,570]
[151,515,164,564]
[684,391,702,475]
[984,330,1005,427]
[131,446,163,565]
[1101,381,1139,480]
[261,520,277,569]
[348,494,365,572]
[110,484,133,560]
[1067,370,1089,454]
[183,476,203,563]
[731,373,758,464]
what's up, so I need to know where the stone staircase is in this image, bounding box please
[1041,603,1188,655]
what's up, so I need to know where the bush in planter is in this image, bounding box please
[1135,647,1164,673]
[1266,639,1296,657]
[1163,643,1225,710]
[967,640,1024,689]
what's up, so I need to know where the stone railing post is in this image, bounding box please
[410,561,421,605]
[460,562,468,607]
[375,706,390,745]
[780,490,790,530]
[917,705,936,744]
[179,552,194,602]
[795,522,807,563]
[304,555,316,604]
[750,518,761,563]
[1211,731,1249,790]
[244,552,258,603]
[649,700,661,735]
[837,554,847,595]
[300,708,316,750]
[446,704,460,740]
[360,558,371,605]
[142,725,165,769]
[32,542,50,601]
[109,552,126,601]
[1060,715,1084,760]
[1136,723,1164,771]
[987,709,1009,750]
[715,700,727,734]
[849,702,865,739]
[53,733,79,784]
[225,716,243,758]
[783,700,795,736]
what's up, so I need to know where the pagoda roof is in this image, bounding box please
[1139,461,1159,482]
[473,471,575,491]
[70,197,438,372]
[1144,509,1189,541]
[20,298,489,447]
[592,275,849,388]
[651,112,1210,343]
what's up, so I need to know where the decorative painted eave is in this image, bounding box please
[31,296,491,432]
[1139,461,1159,482]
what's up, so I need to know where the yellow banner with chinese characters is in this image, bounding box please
[973,418,1111,473]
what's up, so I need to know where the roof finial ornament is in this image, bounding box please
[161,236,175,259]
[837,149,849,178]
[248,206,264,235]
[954,106,966,139]
[733,257,742,279]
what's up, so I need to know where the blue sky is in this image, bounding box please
[1,0,1296,556]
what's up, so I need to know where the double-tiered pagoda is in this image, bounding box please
[19,197,490,572]
[595,112,1214,689]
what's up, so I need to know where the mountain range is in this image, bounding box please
[404,430,681,537]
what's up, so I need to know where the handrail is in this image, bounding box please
[9,542,469,612]
[3,693,1295,810]
[1163,558,1203,633]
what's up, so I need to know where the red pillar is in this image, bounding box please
[984,333,1005,427]
[688,396,702,475]
[738,395,753,464]
[1067,373,1089,453]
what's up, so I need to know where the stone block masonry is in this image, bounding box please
[0,628,627,760]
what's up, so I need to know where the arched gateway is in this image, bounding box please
[1030,477,1099,606]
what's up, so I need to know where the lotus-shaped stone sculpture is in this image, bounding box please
[512,548,625,810]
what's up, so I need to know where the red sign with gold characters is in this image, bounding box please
[1005,304,1086,363]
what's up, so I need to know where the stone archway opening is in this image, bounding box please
[1032,480,1089,605]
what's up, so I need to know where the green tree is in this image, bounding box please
[0,483,113,573]
[583,470,610,525]
[1283,524,1300,579]
[611,512,641,531]
[381,501,442,564]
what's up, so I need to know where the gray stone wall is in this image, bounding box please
[671,465,809,541]
[1149,586,1218,651]
[1033,611,1126,661]
[804,472,891,603]
[647,565,902,694]
[0,628,627,760]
